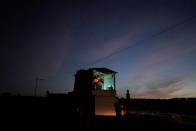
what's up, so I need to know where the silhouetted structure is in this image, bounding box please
[126,90,130,100]
[73,68,117,117]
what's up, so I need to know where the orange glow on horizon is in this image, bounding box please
[96,111,116,116]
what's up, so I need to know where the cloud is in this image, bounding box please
[134,76,185,98]
[147,76,184,90]
[88,29,144,61]
[136,86,182,99]
[144,27,196,66]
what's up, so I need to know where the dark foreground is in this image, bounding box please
[2,113,196,130]
[1,96,196,130]
[2,110,196,129]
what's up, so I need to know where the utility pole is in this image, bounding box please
[34,77,44,97]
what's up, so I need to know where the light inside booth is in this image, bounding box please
[93,70,114,91]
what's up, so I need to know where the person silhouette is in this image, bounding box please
[93,75,103,90]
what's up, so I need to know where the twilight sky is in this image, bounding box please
[1,0,196,98]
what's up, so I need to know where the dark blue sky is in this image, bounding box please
[1,0,196,98]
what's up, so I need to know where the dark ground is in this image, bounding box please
[1,96,196,130]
